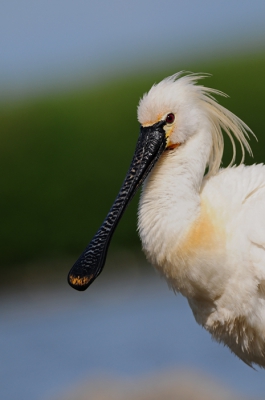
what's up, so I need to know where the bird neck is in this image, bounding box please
[138,127,212,262]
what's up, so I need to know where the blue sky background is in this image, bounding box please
[1,0,265,97]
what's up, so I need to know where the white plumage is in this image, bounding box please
[137,72,265,368]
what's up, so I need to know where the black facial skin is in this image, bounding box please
[67,120,167,291]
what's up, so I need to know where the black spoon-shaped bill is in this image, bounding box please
[67,120,167,291]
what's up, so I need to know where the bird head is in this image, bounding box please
[138,72,203,151]
[68,72,254,291]
[138,72,253,175]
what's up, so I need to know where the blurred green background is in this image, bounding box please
[1,53,265,284]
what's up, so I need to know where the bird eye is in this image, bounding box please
[165,113,175,124]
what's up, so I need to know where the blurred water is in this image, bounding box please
[0,270,264,400]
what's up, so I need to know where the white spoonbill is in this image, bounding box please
[68,72,265,368]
